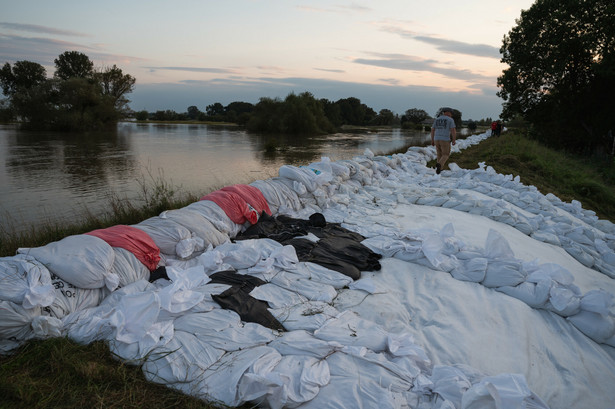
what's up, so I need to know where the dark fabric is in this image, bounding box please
[148,266,169,282]
[236,213,381,279]
[209,270,285,331]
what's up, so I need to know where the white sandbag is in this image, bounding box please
[0,254,55,309]
[173,309,276,352]
[46,273,106,319]
[0,300,43,345]
[267,329,340,358]
[497,281,551,308]
[567,310,615,344]
[579,289,614,316]
[111,247,150,287]
[313,310,390,352]
[185,199,244,237]
[134,216,200,259]
[159,208,229,248]
[547,284,581,317]
[279,165,321,192]
[481,260,526,288]
[269,301,340,332]
[141,329,225,391]
[430,365,473,407]
[484,229,515,259]
[197,346,281,407]
[461,373,550,409]
[269,271,337,303]
[238,354,330,409]
[452,258,488,283]
[17,234,118,290]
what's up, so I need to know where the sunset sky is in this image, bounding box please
[1,0,535,119]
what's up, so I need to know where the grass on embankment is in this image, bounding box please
[2,129,615,409]
[437,130,615,223]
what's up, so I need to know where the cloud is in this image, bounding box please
[0,22,89,37]
[144,66,237,74]
[380,25,500,59]
[297,3,372,14]
[314,67,346,73]
[0,34,97,64]
[351,52,490,82]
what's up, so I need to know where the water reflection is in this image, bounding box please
[0,123,430,233]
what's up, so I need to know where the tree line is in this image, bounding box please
[1,51,501,135]
[135,94,482,135]
[498,0,614,155]
[0,51,135,131]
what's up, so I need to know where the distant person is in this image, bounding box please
[491,121,497,136]
[495,120,502,137]
[431,107,456,174]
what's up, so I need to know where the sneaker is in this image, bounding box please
[436,163,441,174]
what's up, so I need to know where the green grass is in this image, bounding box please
[0,338,229,409]
[2,128,615,409]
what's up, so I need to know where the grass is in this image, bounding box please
[0,339,228,409]
[1,127,615,408]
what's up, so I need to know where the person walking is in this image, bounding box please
[431,107,456,174]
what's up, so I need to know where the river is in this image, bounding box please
[0,121,432,234]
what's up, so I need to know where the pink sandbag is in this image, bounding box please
[221,184,272,216]
[86,225,161,271]
[200,190,258,225]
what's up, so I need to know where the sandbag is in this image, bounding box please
[159,208,229,248]
[201,190,258,225]
[17,234,118,290]
[0,254,55,309]
[221,184,272,217]
[85,224,161,271]
[134,216,202,259]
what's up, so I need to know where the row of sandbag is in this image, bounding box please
[398,147,615,278]
[255,138,615,347]
[0,184,291,353]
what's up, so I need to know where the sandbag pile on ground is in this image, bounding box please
[1,132,614,409]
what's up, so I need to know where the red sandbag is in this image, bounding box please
[200,190,258,225]
[86,225,161,271]
[221,184,272,216]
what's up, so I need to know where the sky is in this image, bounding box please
[0,0,536,120]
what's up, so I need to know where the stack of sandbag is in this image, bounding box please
[0,254,60,353]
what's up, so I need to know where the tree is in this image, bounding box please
[1,51,135,130]
[187,105,200,120]
[206,102,225,117]
[0,61,47,96]
[497,0,615,152]
[54,51,94,80]
[402,108,429,125]
[97,65,136,113]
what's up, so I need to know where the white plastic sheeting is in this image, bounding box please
[1,130,615,408]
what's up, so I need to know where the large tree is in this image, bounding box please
[1,52,135,130]
[54,51,94,80]
[497,0,615,152]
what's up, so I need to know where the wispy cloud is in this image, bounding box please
[145,66,238,74]
[314,67,345,73]
[0,22,89,37]
[297,3,372,14]
[351,52,490,82]
[380,25,500,59]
